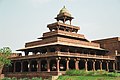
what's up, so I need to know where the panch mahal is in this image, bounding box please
[2,6,120,78]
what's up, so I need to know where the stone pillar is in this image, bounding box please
[63,17,66,23]
[47,60,50,72]
[106,61,109,71]
[85,60,88,71]
[37,60,41,72]
[75,59,79,70]
[13,62,16,73]
[21,61,23,72]
[57,26,59,30]
[66,58,70,70]
[25,51,29,56]
[93,60,95,71]
[67,48,70,53]
[56,47,60,52]
[116,61,118,70]
[56,59,60,72]
[70,19,72,25]
[49,28,52,32]
[46,48,50,53]
[28,60,31,72]
[113,61,115,71]
[100,61,102,71]
[33,52,37,55]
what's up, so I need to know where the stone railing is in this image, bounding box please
[57,52,115,60]
[10,52,115,60]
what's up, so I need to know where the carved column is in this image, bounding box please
[67,48,70,53]
[106,61,109,71]
[75,59,79,70]
[85,60,88,71]
[93,60,95,71]
[46,48,50,53]
[66,58,70,70]
[63,17,66,23]
[49,28,52,32]
[37,60,41,72]
[25,51,29,56]
[116,61,118,70]
[13,61,16,73]
[56,59,60,72]
[47,59,50,72]
[57,26,60,30]
[70,19,72,25]
[21,61,23,72]
[56,47,60,53]
[100,61,102,71]
[113,61,115,71]
[33,52,37,55]
[28,60,31,72]
[75,49,78,53]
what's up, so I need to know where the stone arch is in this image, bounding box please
[59,59,66,71]
[23,61,29,72]
[108,61,113,72]
[87,60,93,71]
[50,59,57,71]
[102,61,107,71]
[41,60,47,71]
[15,62,21,72]
[60,47,67,52]
[117,61,120,70]
[79,60,85,70]
[69,59,75,69]
[95,61,100,70]
[30,60,37,72]
[49,47,56,52]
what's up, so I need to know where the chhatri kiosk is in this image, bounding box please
[4,6,115,78]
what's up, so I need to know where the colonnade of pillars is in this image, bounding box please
[24,46,105,56]
[7,58,116,73]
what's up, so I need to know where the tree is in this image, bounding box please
[0,47,12,74]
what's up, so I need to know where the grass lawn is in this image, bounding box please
[57,75,120,80]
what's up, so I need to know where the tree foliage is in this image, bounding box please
[0,47,12,68]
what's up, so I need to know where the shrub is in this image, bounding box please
[87,71,95,76]
[2,77,11,80]
[31,77,42,80]
[2,77,42,80]
[65,69,87,76]
[65,69,110,76]
[21,78,29,80]
[107,72,120,77]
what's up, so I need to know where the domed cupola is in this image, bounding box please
[55,6,74,25]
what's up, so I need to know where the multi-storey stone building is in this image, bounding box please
[3,6,120,78]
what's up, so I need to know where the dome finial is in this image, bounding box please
[59,6,70,14]
[63,5,65,8]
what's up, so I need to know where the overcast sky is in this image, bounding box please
[0,0,120,52]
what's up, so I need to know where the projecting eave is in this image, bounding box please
[17,42,107,52]
[47,22,80,30]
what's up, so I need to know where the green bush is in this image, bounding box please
[31,77,42,80]
[21,78,29,80]
[107,72,120,77]
[65,70,114,76]
[87,71,95,76]
[65,69,87,76]
[2,77,42,80]
[2,77,11,80]
[65,69,120,77]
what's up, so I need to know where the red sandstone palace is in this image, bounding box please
[2,6,120,78]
